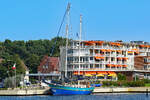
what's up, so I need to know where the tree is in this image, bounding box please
[0,37,67,75]
[25,54,40,73]
[49,37,67,56]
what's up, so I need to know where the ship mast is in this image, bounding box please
[78,15,82,84]
[65,3,70,78]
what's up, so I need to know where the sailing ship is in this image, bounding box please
[49,83,94,95]
[48,3,94,95]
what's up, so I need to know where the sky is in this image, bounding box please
[0,0,150,42]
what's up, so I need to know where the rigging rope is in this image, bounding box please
[50,3,70,56]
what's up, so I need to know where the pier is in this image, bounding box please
[93,87,150,93]
[0,87,50,96]
[0,87,150,95]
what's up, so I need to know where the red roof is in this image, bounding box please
[38,56,59,73]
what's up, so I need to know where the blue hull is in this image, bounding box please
[49,84,94,95]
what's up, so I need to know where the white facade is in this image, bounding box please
[60,40,150,77]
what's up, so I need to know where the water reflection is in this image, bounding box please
[0,93,149,100]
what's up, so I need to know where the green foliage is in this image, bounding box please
[0,37,67,81]
[143,79,150,83]
[0,55,25,80]
[117,73,126,81]
[25,54,40,73]
[4,75,24,88]
[102,80,145,87]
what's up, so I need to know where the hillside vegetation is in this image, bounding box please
[0,37,66,80]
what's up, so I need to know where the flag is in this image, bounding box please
[12,63,16,70]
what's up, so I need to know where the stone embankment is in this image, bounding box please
[0,87,150,95]
[93,87,150,93]
[0,87,50,96]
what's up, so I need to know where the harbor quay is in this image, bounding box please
[0,87,50,96]
[0,87,150,95]
[93,87,150,93]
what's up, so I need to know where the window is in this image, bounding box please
[111,57,114,61]
[90,57,93,60]
[43,65,48,69]
[95,64,99,68]
[68,49,73,54]
[144,65,147,69]
[144,58,150,63]
[90,64,93,68]
[74,65,79,68]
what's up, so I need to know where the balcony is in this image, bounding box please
[68,67,134,72]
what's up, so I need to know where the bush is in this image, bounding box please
[118,73,126,81]
[102,80,145,87]
[143,79,150,84]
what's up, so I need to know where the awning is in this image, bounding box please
[109,42,122,46]
[117,57,122,60]
[122,57,128,60]
[96,74,104,77]
[85,74,93,77]
[85,71,96,75]
[111,50,116,52]
[139,45,150,48]
[73,71,84,75]
[106,64,111,67]
[139,45,145,47]
[95,41,104,45]
[108,71,116,74]
[83,41,94,46]
[117,65,122,67]
[108,74,117,77]
[122,65,127,67]
[128,51,133,53]
[97,71,108,75]
[135,51,139,54]
[106,49,112,52]
[111,64,115,67]
[108,71,117,77]
[101,49,106,52]
[116,50,122,53]
[94,56,104,59]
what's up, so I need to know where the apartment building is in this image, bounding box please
[60,40,150,81]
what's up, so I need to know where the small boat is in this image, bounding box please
[49,83,94,95]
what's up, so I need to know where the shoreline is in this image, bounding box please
[0,87,149,96]
[94,87,150,93]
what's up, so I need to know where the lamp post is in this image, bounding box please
[12,63,16,88]
[7,60,16,88]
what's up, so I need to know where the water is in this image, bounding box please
[0,93,149,100]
